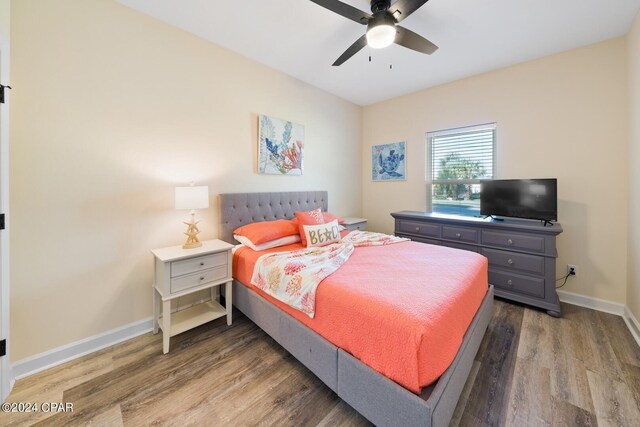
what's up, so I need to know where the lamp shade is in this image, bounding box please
[175,186,209,210]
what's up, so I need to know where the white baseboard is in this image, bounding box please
[624,306,640,348]
[12,317,153,380]
[558,290,640,347]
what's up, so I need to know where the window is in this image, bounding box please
[426,123,496,217]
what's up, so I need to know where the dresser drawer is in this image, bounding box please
[170,265,228,294]
[482,230,545,253]
[481,248,545,275]
[443,241,479,253]
[442,226,478,244]
[397,220,440,238]
[171,252,227,278]
[489,269,545,298]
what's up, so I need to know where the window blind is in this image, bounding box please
[428,124,496,183]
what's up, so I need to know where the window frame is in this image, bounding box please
[426,123,497,213]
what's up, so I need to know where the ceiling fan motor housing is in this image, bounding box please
[370,0,391,13]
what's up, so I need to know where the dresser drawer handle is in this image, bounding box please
[456,233,461,238]
[199,262,205,266]
[507,259,514,265]
[507,279,513,286]
[415,227,420,231]
[200,277,205,281]
[507,239,513,245]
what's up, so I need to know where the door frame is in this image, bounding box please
[0,27,12,401]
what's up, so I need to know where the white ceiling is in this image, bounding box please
[118,0,640,106]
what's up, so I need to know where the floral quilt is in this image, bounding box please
[251,242,354,317]
[342,230,410,246]
[250,230,409,317]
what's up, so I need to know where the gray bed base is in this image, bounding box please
[220,191,494,427]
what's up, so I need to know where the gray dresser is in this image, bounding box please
[391,211,563,316]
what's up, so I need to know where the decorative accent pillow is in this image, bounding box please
[234,234,301,251]
[294,209,326,246]
[291,212,345,225]
[233,219,298,246]
[302,220,341,248]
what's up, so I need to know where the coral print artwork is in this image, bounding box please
[372,141,406,181]
[258,115,304,175]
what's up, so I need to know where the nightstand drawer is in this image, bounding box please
[481,248,545,275]
[489,269,545,298]
[397,220,440,238]
[170,265,228,294]
[482,230,545,253]
[171,252,227,278]
[344,221,367,231]
[442,226,478,244]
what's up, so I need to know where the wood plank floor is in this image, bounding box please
[1,299,639,426]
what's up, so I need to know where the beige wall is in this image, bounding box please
[628,12,640,320]
[10,0,362,361]
[0,0,9,41]
[362,38,629,304]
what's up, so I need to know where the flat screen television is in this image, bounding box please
[480,179,557,222]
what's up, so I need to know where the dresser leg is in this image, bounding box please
[546,309,561,318]
[225,281,232,326]
[162,300,171,354]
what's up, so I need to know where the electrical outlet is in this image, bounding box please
[567,264,577,276]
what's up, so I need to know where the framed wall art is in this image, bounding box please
[372,141,406,181]
[258,115,304,175]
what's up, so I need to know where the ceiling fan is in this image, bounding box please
[309,0,438,66]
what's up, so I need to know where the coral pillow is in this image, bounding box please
[303,220,341,248]
[294,209,325,246]
[321,212,345,224]
[291,212,345,225]
[233,219,298,246]
[234,234,301,251]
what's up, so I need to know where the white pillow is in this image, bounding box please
[233,234,301,251]
[302,220,341,248]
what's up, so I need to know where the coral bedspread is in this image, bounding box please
[233,240,488,394]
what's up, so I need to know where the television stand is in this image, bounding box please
[391,211,563,316]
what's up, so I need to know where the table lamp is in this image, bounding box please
[175,184,209,249]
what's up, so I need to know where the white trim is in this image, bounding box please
[557,290,625,315]
[623,306,640,348]
[558,290,640,348]
[0,19,11,402]
[11,318,153,380]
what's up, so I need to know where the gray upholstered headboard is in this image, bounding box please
[219,191,328,244]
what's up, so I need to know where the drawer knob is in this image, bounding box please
[507,259,514,265]
[415,227,420,231]
[199,262,205,266]
[507,279,513,286]
[507,239,513,245]
[456,233,462,238]
[200,277,205,281]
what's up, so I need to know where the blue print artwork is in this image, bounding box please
[372,142,406,181]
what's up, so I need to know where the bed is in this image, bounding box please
[220,191,493,427]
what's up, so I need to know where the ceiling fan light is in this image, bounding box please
[366,24,396,49]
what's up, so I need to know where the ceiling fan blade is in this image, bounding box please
[395,26,438,54]
[309,0,371,25]
[332,34,368,66]
[389,0,430,23]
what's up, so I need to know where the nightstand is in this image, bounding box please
[343,217,368,231]
[152,239,234,354]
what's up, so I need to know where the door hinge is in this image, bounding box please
[0,214,4,230]
[0,84,11,104]
[0,340,5,357]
